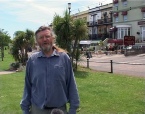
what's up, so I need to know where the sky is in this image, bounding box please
[0,0,112,39]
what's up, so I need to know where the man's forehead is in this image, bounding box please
[38,29,51,35]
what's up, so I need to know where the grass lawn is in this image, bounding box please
[0,47,15,71]
[75,68,145,114]
[0,49,145,114]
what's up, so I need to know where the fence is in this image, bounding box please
[78,54,145,77]
[124,47,145,56]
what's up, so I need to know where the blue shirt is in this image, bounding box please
[20,50,80,114]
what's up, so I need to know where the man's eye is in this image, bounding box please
[46,35,51,38]
[39,35,51,39]
[39,36,43,39]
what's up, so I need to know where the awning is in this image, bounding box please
[108,39,123,45]
[79,40,91,44]
[113,0,118,4]
[109,26,117,32]
[122,11,127,15]
[141,7,145,12]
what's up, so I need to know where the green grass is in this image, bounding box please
[0,48,15,71]
[0,72,25,114]
[0,49,145,114]
[75,68,145,114]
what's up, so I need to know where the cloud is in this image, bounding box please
[0,0,112,38]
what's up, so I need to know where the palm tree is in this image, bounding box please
[53,10,88,70]
[53,10,73,54]
[71,19,88,68]
[0,29,11,61]
[11,29,34,65]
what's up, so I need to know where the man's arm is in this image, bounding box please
[65,55,80,114]
[20,59,32,114]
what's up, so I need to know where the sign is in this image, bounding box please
[138,21,145,25]
[124,36,135,46]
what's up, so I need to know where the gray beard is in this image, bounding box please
[41,45,52,53]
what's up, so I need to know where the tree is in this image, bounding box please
[71,19,88,68]
[52,10,88,70]
[0,29,11,61]
[11,29,34,65]
[53,10,73,54]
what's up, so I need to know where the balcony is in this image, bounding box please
[88,34,98,40]
[87,21,93,27]
[87,21,98,27]
[98,18,112,25]
[88,33,110,41]
[104,18,112,24]
[98,19,103,25]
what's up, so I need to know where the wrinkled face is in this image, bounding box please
[36,29,54,52]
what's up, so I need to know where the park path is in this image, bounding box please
[0,71,16,75]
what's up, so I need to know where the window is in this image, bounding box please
[143,12,145,18]
[117,27,130,39]
[114,3,118,8]
[141,27,145,41]
[122,1,127,7]
[123,15,127,21]
[115,17,118,22]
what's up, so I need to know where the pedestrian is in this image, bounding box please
[20,26,80,114]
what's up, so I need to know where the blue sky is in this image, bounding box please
[0,0,112,39]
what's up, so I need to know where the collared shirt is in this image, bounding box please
[20,49,79,114]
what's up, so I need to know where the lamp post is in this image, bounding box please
[68,3,71,15]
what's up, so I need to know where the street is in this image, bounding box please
[79,53,145,78]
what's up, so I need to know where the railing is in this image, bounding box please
[124,48,145,56]
[98,18,112,25]
[87,21,98,26]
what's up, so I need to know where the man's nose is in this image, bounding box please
[41,36,48,40]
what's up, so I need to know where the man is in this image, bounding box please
[20,26,80,114]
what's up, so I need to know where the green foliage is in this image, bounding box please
[0,29,11,47]
[53,10,72,53]
[53,12,88,70]
[0,29,11,60]
[10,62,20,70]
[71,19,88,68]
[11,29,34,65]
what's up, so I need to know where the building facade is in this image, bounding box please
[112,0,145,45]
[87,3,113,41]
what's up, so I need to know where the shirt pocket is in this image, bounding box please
[52,65,65,81]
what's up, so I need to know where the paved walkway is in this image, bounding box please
[0,71,16,75]
[79,53,145,78]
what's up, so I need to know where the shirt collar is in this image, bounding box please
[38,49,60,58]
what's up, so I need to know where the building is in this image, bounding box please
[112,0,145,47]
[72,10,88,22]
[87,3,113,41]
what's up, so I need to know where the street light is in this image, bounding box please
[68,3,71,15]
